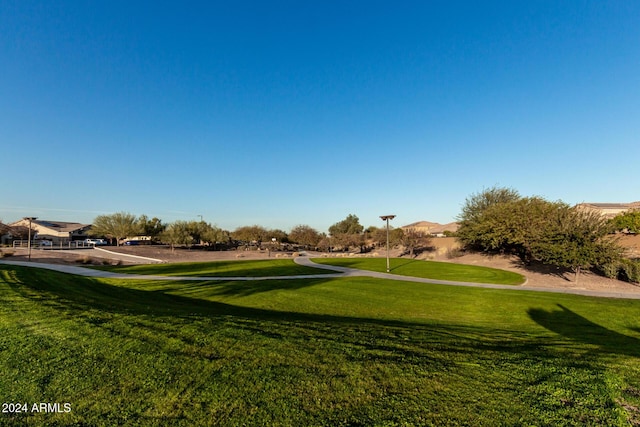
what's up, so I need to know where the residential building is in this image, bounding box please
[9,219,92,244]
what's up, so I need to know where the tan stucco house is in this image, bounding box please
[9,219,92,244]
[575,202,640,219]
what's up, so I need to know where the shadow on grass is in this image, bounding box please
[3,264,556,364]
[95,260,332,277]
[389,259,423,272]
[528,304,640,358]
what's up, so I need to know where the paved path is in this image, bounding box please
[2,257,640,300]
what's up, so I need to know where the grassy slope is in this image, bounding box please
[312,257,526,285]
[1,265,639,426]
[93,259,334,277]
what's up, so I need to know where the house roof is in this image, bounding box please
[401,221,460,234]
[10,219,91,233]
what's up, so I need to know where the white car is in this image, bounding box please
[85,239,107,246]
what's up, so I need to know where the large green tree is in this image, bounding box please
[457,187,622,281]
[91,212,139,246]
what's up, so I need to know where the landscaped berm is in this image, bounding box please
[1,252,640,425]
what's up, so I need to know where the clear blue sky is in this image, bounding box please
[2,1,639,233]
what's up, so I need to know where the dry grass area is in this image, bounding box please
[5,235,640,294]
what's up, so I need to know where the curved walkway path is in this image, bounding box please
[1,256,639,300]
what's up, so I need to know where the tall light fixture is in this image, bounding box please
[380,215,396,272]
[24,217,37,261]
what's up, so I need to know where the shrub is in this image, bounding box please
[599,261,621,280]
[446,247,464,259]
[75,255,93,265]
[619,259,640,284]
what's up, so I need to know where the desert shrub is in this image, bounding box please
[599,261,621,280]
[102,259,113,265]
[446,247,464,259]
[619,259,640,283]
[75,255,93,265]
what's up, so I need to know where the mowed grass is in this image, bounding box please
[1,264,640,426]
[313,257,526,285]
[94,258,333,277]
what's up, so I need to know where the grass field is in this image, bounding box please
[313,257,526,285]
[93,259,334,277]
[1,263,639,426]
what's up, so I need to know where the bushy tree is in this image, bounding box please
[232,225,270,245]
[458,186,521,225]
[457,187,623,282]
[400,229,432,258]
[367,226,403,248]
[160,221,194,251]
[328,214,364,250]
[329,214,364,236]
[531,208,621,283]
[137,215,166,239]
[269,229,289,244]
[289,225,321,248]
[610,210,640,234]
[91,212,139,246]
[200,224,229,248]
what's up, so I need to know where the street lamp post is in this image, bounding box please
[380,215,396,272]
[24,217,37,261]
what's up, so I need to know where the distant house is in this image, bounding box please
[0,222,11,245]
[401,221,460,237]
[9,219,92,244]
[575,202,640,219]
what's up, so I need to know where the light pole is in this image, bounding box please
[24,217,37,261]
[380,215,396,272]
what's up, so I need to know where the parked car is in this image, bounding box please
[38,240,52,247]
[124,240,139,245]
[85,238,107,246]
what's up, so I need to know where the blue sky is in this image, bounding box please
[2,1,639,232]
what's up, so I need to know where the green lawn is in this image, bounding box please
[313,257,526,285]
[93,258,334,277]
[1,264,639,426]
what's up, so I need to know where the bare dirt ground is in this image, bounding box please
[3,235,639,294]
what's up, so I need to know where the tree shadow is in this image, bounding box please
[528,304,640,357]
[97,260,332,278]
[509,258,574,281]
[3,264,561,366]
[389,258,423,272]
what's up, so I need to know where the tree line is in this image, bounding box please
[87,212,433,255]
